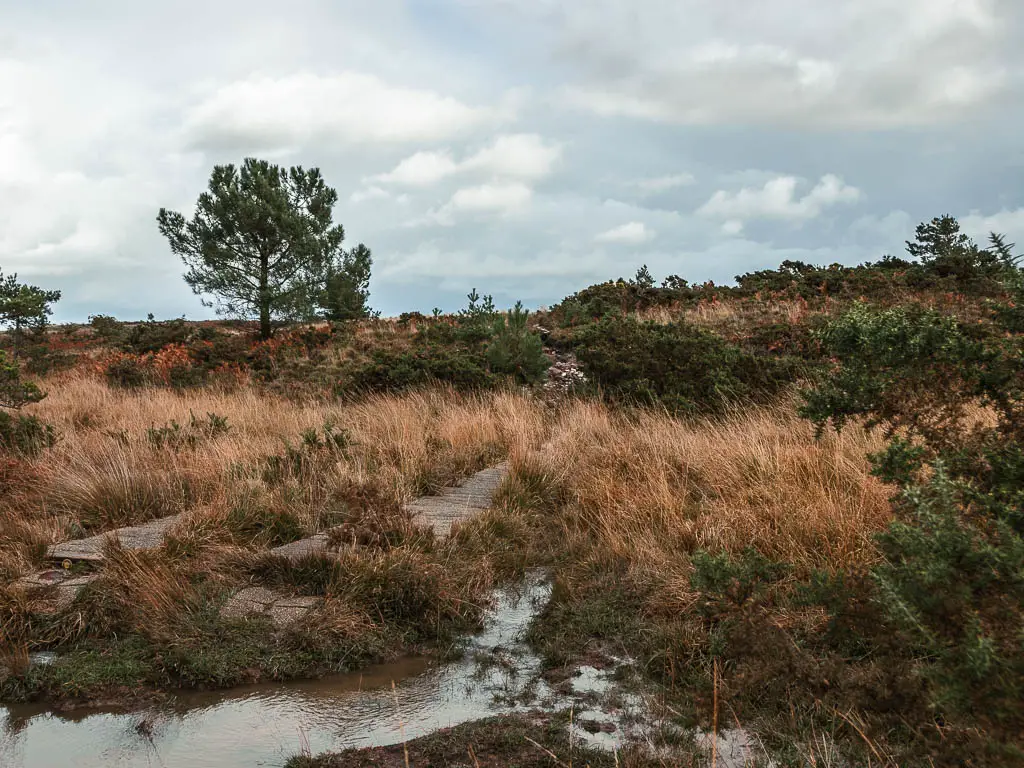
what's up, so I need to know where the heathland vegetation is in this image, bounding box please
[2,157,1024,766]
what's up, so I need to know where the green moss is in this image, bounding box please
[0,610,397,704]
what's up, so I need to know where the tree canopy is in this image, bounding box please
[0,271,62,358]
[157,158,372,339]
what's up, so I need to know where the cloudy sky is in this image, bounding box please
[2,0,1023,321]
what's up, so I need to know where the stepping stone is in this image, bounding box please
[266,596,321,625]
[265,463,510,562]
[405,462,508,537]
[221,586,320,626]
[221,586,280,618]
[12,570,100,611]
[47,515,184,563]
[269,533,329,562]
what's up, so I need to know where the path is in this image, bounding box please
[47,515,183,563]
[24,462,510,625]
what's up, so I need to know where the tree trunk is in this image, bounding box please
[259,252,272,340]
[259,304,271,340]
[12,318,21,359]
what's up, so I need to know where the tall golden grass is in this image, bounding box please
[500,398,890,612]
[1,374,549,580]
[4,374,888,615]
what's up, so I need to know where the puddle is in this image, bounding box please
[0,570,553,768]
[2,569,769,767]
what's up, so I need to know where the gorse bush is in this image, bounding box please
[572,316,795,413]
[802,230,1024,747]
[0,349,54,456]
[338,291,547,394]
[0,350,45,410]
[0,411,55,456]
[343,347,496,393]
[146,412,230,451]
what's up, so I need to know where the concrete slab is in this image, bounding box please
[48,515,183,563]
[406,462,508,537]
[269,533,329,562]
[12,570,100,612]
[221,586,321,626]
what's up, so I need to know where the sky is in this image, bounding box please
[2,0,1023,322]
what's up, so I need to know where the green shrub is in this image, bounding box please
[0,350,53,456]
[801,237,1024,742]
[690,547,789,619]
[104,355,149,389]
[88,314,123,343]
[0,411,55,456]
[122,317,190,354]
[0,350,45,409]
[573,316,794,413]
[485,301,550,384]
[146,412,230,451]
[342,347,495,394]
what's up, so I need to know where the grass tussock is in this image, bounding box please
[0,375,548,581]
[521,398,889,573]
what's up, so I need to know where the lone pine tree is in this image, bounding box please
[157,158,371,339]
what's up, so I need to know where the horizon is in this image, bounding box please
[3,0,1023,323]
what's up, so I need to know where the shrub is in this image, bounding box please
[455,288,500,344]
[801,243,1024,743]
[103,354,150,389]
[0,411,55,456]
[0,350,54,456]
[0,350,45,409]
[342,347,495,394]
[573,316,794,413]
[485,302,550,384]
[146,412,230,451]
[122,317,191,354]
[88,314,123,343]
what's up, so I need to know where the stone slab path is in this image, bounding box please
[12,570,100,612]
[404,462,508,538]
[268,462,509,563]
[30,461,510,624]
[220,587,321,626]
[47,515,183,563]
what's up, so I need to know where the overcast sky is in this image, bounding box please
[2,0,1023,321]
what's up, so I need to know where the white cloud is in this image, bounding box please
[373,151,461,186]
[349,186,410,204]
[449,182,533,213]
[184,72,510,150]
[961,208,1024,246]
[538,0,1019,129]
[595,221,656,244]
[370,133,561,188]
[632,173,696,193]
[461,133,562,180]
[350,186,390,203]
[698,174,862,232]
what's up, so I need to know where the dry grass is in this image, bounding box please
[632,298,821,330]
[502,397,890,612]
[0,374,549,581]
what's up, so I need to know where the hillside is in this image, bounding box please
[3,217,1024,766]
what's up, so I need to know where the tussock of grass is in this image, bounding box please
[0,377,547,581]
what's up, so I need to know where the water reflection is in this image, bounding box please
[0,571,551,768]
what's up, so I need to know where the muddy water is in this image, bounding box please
[0,571,553,768]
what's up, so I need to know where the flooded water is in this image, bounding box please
[0,571,554,768]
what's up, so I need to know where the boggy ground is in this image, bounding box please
[286,713,663,768]
[0,337,998,766]
[0,376,547,703]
